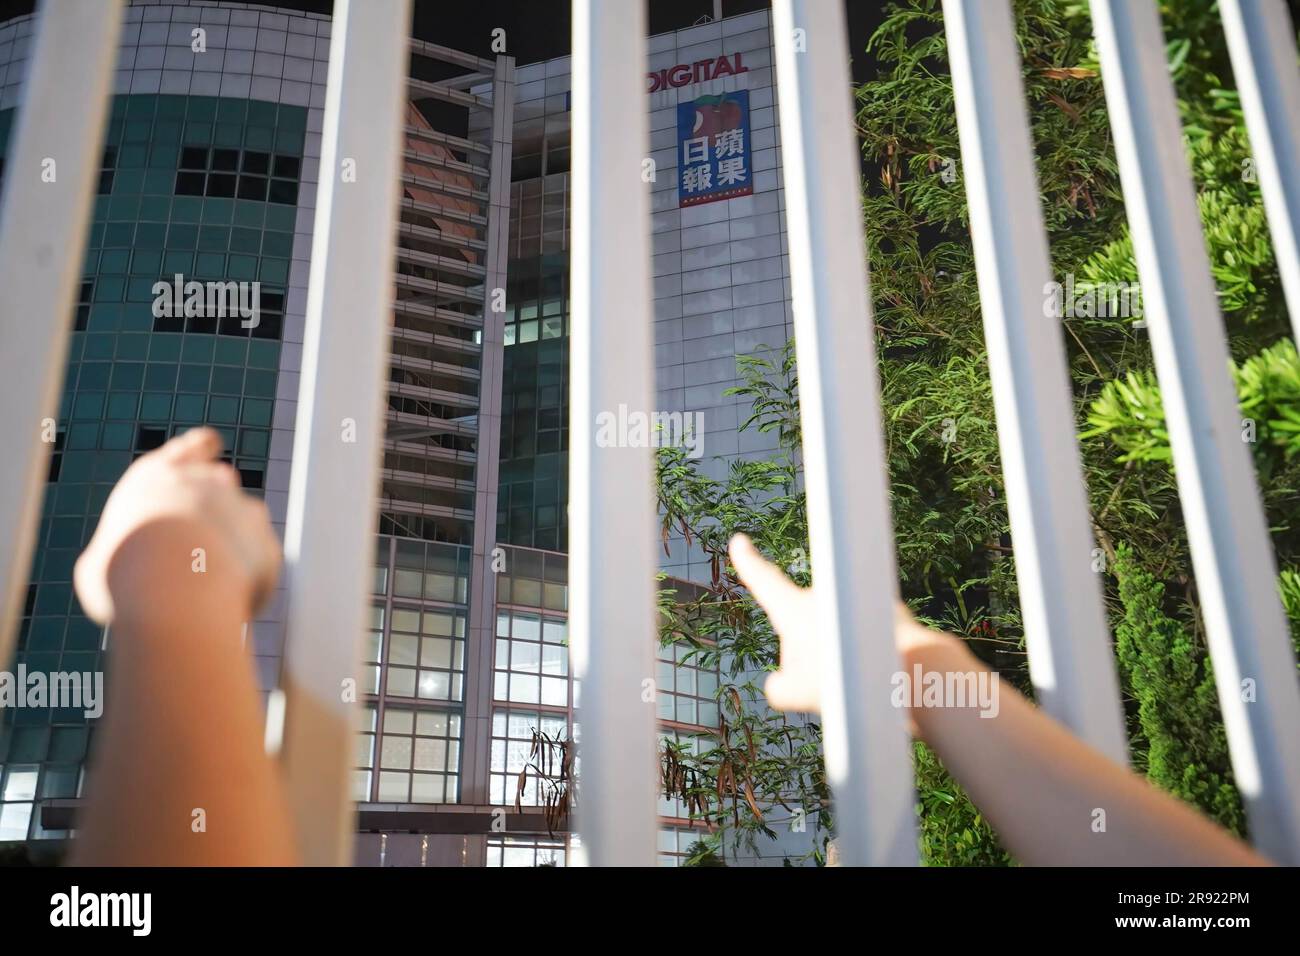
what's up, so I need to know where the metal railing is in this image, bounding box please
[0,0,125,721]
[271,0,413,867]
[2,0,1299,866]
[568,0,660,866]
[1089,0,1300,864]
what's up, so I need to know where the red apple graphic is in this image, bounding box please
[692,95,744,152]
[694,101,723,145]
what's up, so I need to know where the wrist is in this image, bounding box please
[105,516,256,628]
[893,615,984,740]
[896,613,973,670]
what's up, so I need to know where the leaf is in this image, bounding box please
[1037,66,1097,79]
[514,768,527,813]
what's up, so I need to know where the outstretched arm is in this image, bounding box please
[729,534,1266,866]
[71,428,297,866]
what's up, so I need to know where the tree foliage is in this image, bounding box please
[1111,543,1245,833]
[655,0,1300,866]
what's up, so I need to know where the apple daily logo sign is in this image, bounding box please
[678,90,753,208]
[647,53,749,93]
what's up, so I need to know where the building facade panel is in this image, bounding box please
[496,8,794,585]
[0,0,331,841]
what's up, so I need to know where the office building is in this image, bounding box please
[0,0,796,866]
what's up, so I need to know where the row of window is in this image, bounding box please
[356,537,476,806]
[494,611,569,708]
[57,393,271,429]
[356,637,720,807]
[48,424,267,479]
[87,241,293,275]
[494,571,567,612]
[354,704,462,805]
[69,323,279,360]
[362,605,467,702]
[503,313,566,347]
[482,828,710,867]
[657,642,722,727]
[65,380,277,415]
[489,708,570,808]
[80,248,289,286]
[108,92,306,132]
[88,199,298,239]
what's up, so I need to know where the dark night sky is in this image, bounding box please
[0,1,892,82]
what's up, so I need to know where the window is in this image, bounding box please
[657,641,720,727]
[658,826,711,866]
[494,611,568,707]
[372,706,461,804]
[98,145,116,195]
[392,565,467,604]
[363,606,383,694]
[659,729,712,819]
[354,702,377,801]
[0,763,46,841]
[486,835,567,867]
[74,281,94,332]
[355,702,464,805]
[382,606,466,703]
[494,547,568,610]
[489,708,570,806]
[174,146,301,206]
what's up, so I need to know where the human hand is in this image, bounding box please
[74,427,281,624]
[728,533,823,712]
[729,533,934,715]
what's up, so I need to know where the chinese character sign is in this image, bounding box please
[677,90,753,208]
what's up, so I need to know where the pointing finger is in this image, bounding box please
[156,426,223,465]
[729,533,799,609]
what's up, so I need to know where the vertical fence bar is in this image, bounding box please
[569,0,658,866]
[1091,0,1300,863]
[1220,0,1300,342]
[277,0,413,866]
[770,0,917,865]
[0,0,124,670]
[941,0,1128,763]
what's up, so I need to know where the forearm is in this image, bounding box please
[899,626,1266,866]
[72,518,297,866]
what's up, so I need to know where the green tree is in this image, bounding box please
[657,348,831,863]
[657,346,1013,865]
[681,839,728,867]
[656,0,1300,865]
[1111,543,1245,834]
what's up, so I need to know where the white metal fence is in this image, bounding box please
[1,0,1298,865]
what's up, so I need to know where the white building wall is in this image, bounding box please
[510,9,795,585]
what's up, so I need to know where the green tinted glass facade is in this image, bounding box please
[496,256,569,552]
[0,93,305,841]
